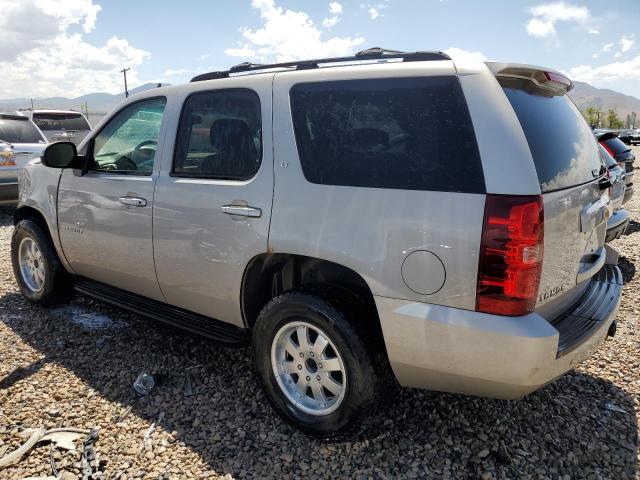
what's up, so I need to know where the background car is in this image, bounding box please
[0,113,47,205]
[600,144,629,241]
[597,131,635,203]
[29,109,92,145]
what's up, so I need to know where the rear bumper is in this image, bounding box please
[376,264,622,399]
[0,181,18,205]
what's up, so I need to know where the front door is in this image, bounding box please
[57,97,168,301]
[153,81,273,327]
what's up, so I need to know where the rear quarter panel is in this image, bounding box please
[270,62,485,310]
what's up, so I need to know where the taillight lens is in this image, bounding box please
[600,142,616,159]
[476,194,544,316]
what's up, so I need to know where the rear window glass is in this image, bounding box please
[290,76,485,193]
[602,137,630,155]
[33,113,90,131]
[500,78,603,193]
[0,118,45,143]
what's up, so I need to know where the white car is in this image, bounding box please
[29,109,92,146]
[0,113,47,205]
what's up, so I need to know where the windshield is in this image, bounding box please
[500,78,603,193]
[0,118,45,144]
[33,113,90,131]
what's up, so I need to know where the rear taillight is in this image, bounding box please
[601,142,616,159]
[476,194,544,316]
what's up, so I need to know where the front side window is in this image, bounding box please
[173,89,262,180]
[91,97,166,175]
[290,76,484,193]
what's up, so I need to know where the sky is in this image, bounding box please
[1,0,639,100]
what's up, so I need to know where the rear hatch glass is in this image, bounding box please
[33,113,90,131]
[0,117,45,144]
[500,78,603,192]
[499,77,607,315]
[601,136,631,156]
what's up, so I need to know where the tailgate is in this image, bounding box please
[494,65,608,317]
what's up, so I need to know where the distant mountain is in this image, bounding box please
[1,79,638,126]
[569,81,640,124]
[0,83,166,114]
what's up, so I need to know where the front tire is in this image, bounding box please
[11,219,71,305]
[252,291,388,437]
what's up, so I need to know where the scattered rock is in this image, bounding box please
[0,156,639,479]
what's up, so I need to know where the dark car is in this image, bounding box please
[617,129,640,145]
[600,145,629,241]
[597,131,634,203]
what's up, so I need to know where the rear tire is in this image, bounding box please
[252,291,389,438]
[11,219,72,305]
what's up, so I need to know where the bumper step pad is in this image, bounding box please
[551,265,623,357]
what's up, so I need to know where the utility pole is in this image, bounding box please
[632,112,637,129]
[120,67,131,98]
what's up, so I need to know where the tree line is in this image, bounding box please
[581,106,626,129]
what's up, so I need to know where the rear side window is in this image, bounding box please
[602,137,630,155]
[500,78,603,193]
[290,76,484,193]
[33,113,90,131]
[173,89,262,180]
[0,118,45,143]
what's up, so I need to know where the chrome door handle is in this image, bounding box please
[221,205,262,218]
[119,196,147,207]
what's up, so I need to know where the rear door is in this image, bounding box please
[499,76,608,315]
[152,78,273,328]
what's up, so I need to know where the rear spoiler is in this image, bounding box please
[485,62,573,93]
[0,113,29,121]
[595,131,619,142]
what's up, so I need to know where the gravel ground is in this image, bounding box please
[1,148,639,479]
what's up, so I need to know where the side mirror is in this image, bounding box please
[41,142,78,168]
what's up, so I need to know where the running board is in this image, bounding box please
[73,279,249,346]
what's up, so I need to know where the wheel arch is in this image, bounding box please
[14,205,71,273]
[15,205,49,228]
[241,253,381,332]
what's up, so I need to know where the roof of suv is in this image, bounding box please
[190,47,451,82]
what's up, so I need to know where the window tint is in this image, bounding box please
[602,137,630,155]
[289,76,484,193]
[173,89,262,180]
[500,78,603,193]
[91,97,166,175]
[0,118,45,144]
[33,113,90,131]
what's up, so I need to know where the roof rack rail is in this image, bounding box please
[190,47,451,82]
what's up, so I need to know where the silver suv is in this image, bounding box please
[11,49,623,436]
